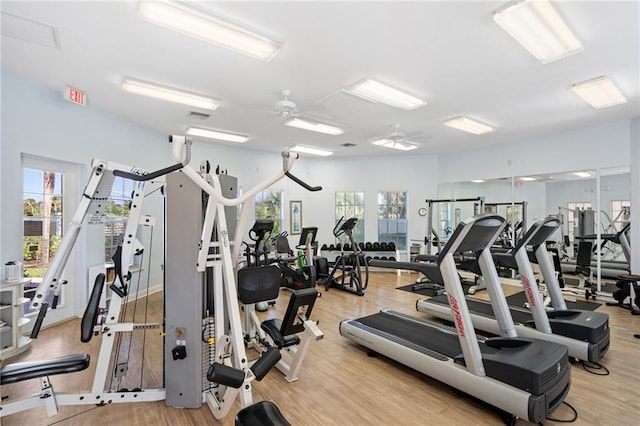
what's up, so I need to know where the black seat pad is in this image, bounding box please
[235,400,291,426]
[0,353,90,385]
[261,319,300,349]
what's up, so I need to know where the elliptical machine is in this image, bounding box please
[322,217,369,296]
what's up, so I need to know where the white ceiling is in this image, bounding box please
[2,1,639,157]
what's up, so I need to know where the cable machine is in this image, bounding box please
[424,197,485,255]
[1,135,321,422]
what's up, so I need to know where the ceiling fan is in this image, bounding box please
[274,89,300,118]
[272,89,343,136]
[371,124,420,151]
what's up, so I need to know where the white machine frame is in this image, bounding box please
[2,136,318,420]
[2,157,173,417]
[242,299,323,383]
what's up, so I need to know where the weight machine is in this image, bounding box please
[483,201,528,249]
[237,220,323,382]
[420,198,485,294]
[423,197,485,255]
[163,135,322,418]
[1,147,189,417]
[1,135,322,421]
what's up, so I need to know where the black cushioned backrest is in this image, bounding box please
[237,266,281,304]
[81,273,105,343]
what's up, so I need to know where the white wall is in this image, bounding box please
[438,121,632,183]
[300,155,440,246]
[2,73,637,318]
[1,71,173,314]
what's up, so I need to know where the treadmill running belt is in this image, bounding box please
[429,295,536,325]
[354,311,499,360]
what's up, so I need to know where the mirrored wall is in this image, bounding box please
[434,165,630,290]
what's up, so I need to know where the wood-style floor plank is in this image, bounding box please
[1,271,639,425]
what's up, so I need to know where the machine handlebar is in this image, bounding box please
[285,171,322,192]
[113,136,192,181]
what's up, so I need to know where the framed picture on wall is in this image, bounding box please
[290,200,302,234]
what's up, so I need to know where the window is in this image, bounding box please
[22,168,64,314]
[567,202,592,243]
[104,177,134,262]
[255,189,283,234]
[377,191,408,251]
[335,191,364,243]
[610,200,630,232]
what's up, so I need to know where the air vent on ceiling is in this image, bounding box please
[341,143,356,147]
[188,111,210,119]
[1,12,61,49]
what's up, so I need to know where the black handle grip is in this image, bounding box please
[285,171,322,192]
[30,303,49,339]
[113,163,183,182]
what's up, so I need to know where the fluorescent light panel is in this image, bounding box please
[186,126,249,143]
[138,1,280,62]
[284,118,344,136]
[572,76,627,109]
[574,171,591,178]
[290,145,333,156]
[122,78,219,110]
[371,138,417,151]
[493,0,582,64]
[348,78,426,111]
[444,116,494,135]
[471,180,486,183]
[519,177,537,181]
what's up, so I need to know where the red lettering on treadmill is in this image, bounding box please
[448,295,465,337]
[523,275,536,307]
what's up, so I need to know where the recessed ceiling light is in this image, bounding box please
[519,177,537,181]
[290,145,334,156]
[186,126,249,143]
[284,117,344,136]
[347,78,426,111]
[493,0,582,64]
[443,116,494,135]
[122,78,220,110]
[371,138,418,151]
[471,180,486,183]
[574,171,591,178]
[138,0,280,62]
[572,76,627,109]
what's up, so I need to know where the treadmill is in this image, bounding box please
[417,217,610,362]
[340,214,571,423]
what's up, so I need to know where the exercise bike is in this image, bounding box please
[272,227,321,290]
[322,217,369,296]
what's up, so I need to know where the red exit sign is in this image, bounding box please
[64,86,87,107]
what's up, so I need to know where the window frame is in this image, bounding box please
[334,191,365,244]
[377,190,408,251]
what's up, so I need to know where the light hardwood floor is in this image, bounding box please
[1,272,639,425]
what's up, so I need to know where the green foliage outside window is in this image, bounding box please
[255,190,283,235]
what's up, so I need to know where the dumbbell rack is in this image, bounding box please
[320,242,401,274]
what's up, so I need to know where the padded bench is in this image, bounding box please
[1,353,90,385]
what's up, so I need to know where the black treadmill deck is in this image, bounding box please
[345,310,569,396]
[427,294,609,343]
